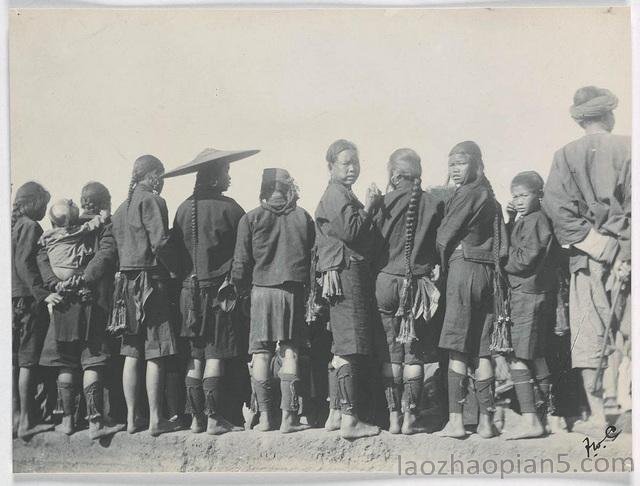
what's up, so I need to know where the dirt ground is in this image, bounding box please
[13,410,633,475]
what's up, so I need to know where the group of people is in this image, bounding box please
[12,85,631,443]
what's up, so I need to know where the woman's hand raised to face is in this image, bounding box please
[365,183,383,213]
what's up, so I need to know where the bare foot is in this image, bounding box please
[339,414,380,440]
[253,411,276,432]
[56,415,75,436]
[127,416,147,434]
[89,420,126,440]
[547,415,567,434]
[401,412,429,435]
[389,411,402,434]
[476,413,499,439]
[435,420,466,439]
[280,411,310,434]
[207,415,243,435]
[18,423,54,440]
[13,413,20,437]
[324,409,341,431]
[571,418,606,436]
[191,413,206,433]
[149,418,181,437]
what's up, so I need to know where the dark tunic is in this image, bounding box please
[315,181,374,356]
[38,214,116,369]
[436,176,505,357]
[372,183,443,277]
[171,190,246,359]
[232,203,315,352]
[372,182,444,364]
[12,216,49,367]
[504,210,556,360]
[112,184,177,360]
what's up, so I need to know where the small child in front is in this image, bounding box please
[503,171,556,439]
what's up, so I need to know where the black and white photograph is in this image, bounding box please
[5,4,635,480]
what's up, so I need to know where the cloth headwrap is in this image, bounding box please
[260,168,299,215]
[448,141,484,184]
[15,181,49,204]
[570,87,618,121]
[133,154,164,179]
[260,168,293,196]
[326,139,357,164]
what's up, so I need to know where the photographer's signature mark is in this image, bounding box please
[583,425,621,458]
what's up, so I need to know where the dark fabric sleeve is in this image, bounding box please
[504,215,552,276]
[541,149,591,246]
[13,222,54,301]
[323,185,372,244]
[231,214,254,289]
[169,211,187,281]
[83,224,117,284]
[306,210,317,252]
[141,195,174,271]
[435,188,486,264]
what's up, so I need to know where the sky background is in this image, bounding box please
[9,7,631,225]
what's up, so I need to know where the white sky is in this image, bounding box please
[9,7,631,224]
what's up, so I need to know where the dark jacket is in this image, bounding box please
[373,181,443,277]
[435,175,508,270]
[542,133,631,272]
[314,181,373,272]
[112,183,173,273]
[12,216,49,302]
[232,204,315,288]
[172,190,245,287]
[504,210,557,294]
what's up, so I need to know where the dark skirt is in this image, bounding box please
[40,304,109,370]
[249,282,308,354]
[329,258,374,357]
[510,290,553,360]
[12,297,48,368]
[438,251,494,358]
[178,281,246,360]
[120,273,177,360]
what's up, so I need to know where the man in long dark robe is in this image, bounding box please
[542,86,631,433]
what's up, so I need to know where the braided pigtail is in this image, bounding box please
[395,177,422,344]
[486,178,513,354]
[126,177,137,208]
[186,182,202,331]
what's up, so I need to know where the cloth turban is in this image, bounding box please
[570,87,618,121]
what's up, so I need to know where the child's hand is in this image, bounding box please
[430,264,441,283]
[365,183,382,213]
[99,209,110,222]
[45,293,63,306]
[506,201,517,218]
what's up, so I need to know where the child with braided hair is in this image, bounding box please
[111,154,181,436]
[435,141,508,439]
[12,182,59,439]
[372,149,443,435]
[167,149,253,435]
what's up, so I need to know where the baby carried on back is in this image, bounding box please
[39,199,109,301]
